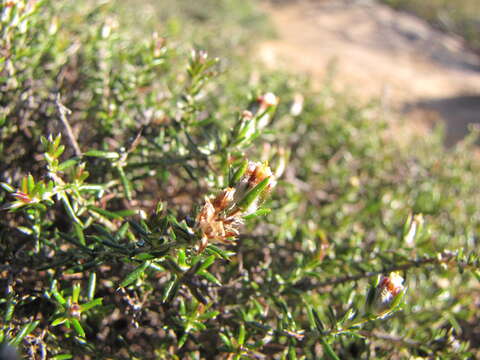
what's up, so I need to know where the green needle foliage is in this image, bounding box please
[1,0,480,359]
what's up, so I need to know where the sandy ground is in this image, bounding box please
[258,0,480,145]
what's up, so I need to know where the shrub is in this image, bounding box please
[1,1,479,359]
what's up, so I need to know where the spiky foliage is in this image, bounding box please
[1,1,479,359]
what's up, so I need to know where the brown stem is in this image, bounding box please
[56,94,82,157]
[292,251,459,291]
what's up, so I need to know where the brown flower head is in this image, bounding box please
[195,161,275,252]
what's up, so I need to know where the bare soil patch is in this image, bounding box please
[259,0,480,144]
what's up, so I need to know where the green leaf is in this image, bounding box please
[162,278,180,303]
[10,321,39,346]
[72,283,81,303]
[390,288,407,310]
[219,333,233,350]
[58,159,78,171]
[117,222,130,239]
[320,338,340,360]
[80,298,103,312]
[134,253,156,261]
[197,255,215,273]
[178,332,189,348]
[238,324,246,346]
[129,220,151,236]
[198,310,220,321]
[73,223,86,246]
[178,249,187,267]
[51,317,68,326]
[229,159,248,187]
[288,345,298,360]
[242,208,271,220]
[54,144,65,158]
[312,309,325,332]
[91,224,115,241]
[52,355,73,360]
[117,166,132,200]
[88,206,136,219]
[205,244,235,259]
[53,134,62,149]
[87,272,96,300]
[4,298,15,322]
[88,205,121,219]
[84,150,120,159]
[198,270,222,286]
[236,177,270,211]
[71,318,86,338]
[306,306,316,331]
[326,306,337,328]
[51,281,66,305]
[60,193,83,225]
[27,173,35,193]
[0,182,15,193]
[119,261,151,288]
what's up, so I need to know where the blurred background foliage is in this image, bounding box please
[1,0,480,359]
[381,0,480,53]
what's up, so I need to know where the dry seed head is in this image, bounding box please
[211,187,235,211]
[195,196,242,248]
[195,161,275,252]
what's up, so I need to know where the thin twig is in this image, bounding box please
[55,94,82,157]
[359,330,421,347]
[292,251,459,291]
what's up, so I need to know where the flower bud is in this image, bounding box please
[69,302,81,318]
[367,272,405,316]
[256,92,279,129]
[258,92,279,109]
[231,110,256,147]
[233,161,276,212]
[241,110,253,120]
[290,93,304,116]
[404,214,424,246]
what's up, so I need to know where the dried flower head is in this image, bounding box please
[195,195,242,252]
[195,161,275,252]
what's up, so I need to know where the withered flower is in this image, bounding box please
[195,161,275,252]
